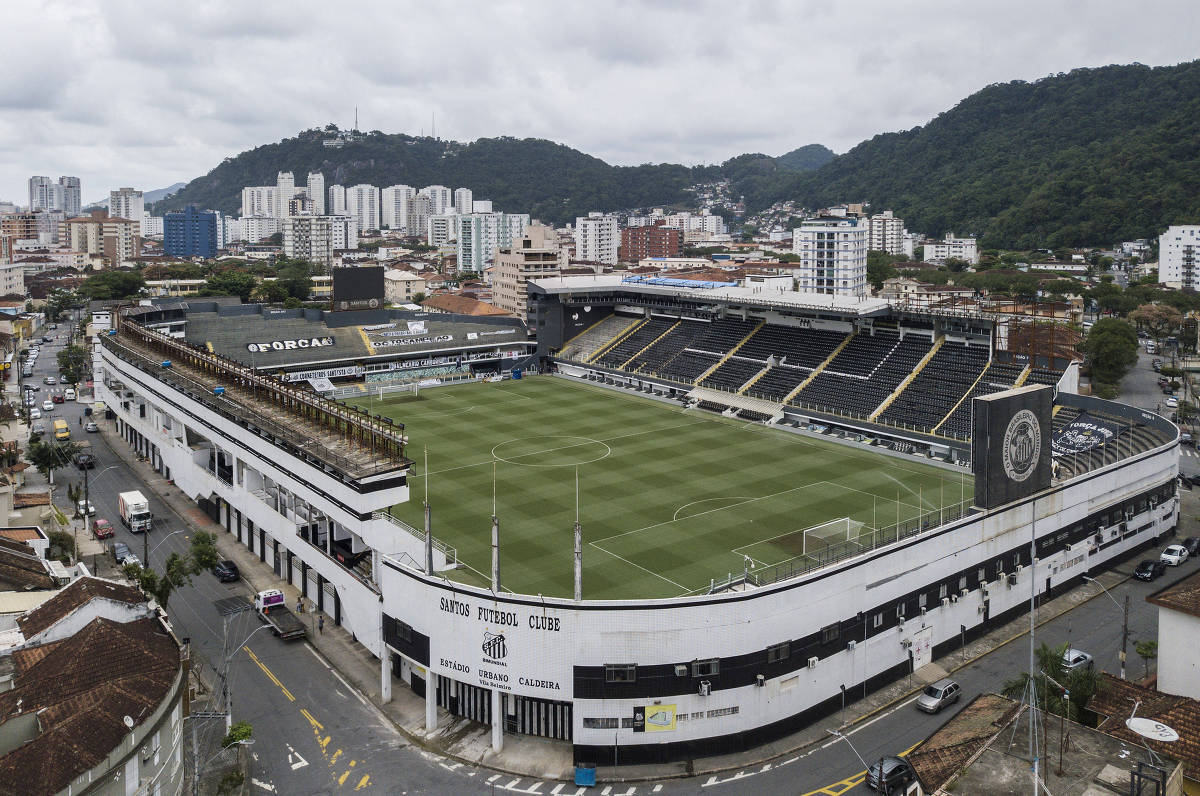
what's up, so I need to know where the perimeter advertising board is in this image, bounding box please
[383,565,575,700]
[971,385,1052,509]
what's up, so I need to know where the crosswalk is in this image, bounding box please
[1182,448,1199,457]
[483,776,664,795]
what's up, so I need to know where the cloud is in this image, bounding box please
[0,0,1196,204]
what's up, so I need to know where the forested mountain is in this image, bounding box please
[750,61,1200,248]
[159,60,1200,246]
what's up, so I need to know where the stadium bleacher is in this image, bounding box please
[1026,367,1064,387]
[627,319,709,373]
[1052,405,1166,479]
[593,317,676,369]
[879,341,990,431]
[700,356,766,392]
[654,317,759,383]
[793,331,933,417]
[937,361,1025,438]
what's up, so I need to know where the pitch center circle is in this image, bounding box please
[491,436,613,467]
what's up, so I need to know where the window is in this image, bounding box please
[896,604,905,620]
[918,593,928,609]
[583,717,619,729]
[605,664,637,683]
[707,706,739,718]
[873,612,884,628]
[939,583,948,600]
[767,642,790,664]
[959,576,967,591]
[821,624,840,644]
[977,568,986,584]
[692,659,719,677]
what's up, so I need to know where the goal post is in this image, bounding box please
[801,517,865,556]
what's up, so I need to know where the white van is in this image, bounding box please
[1145,342,1157,354]
[64,388,76,401]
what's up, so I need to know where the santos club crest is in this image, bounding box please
[1002,409,1041,482]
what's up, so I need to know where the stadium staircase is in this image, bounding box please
[869,336,945,421]
[585,317,647,364]
[737,363,773,395]
[620,320,680,370]
[686,386,785,423]
[931,359,993,435]
[781,330,858,404]
[560,314,638,362]
[1013,364,1033,386]
[693,320,764,384]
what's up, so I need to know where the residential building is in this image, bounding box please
[240,215,280,244]
[276,171,296,218]
[13,247,88,271]
[241,185,275,218]
[867,210,905,254]
[0,261,25,296]
[472,200,493,214]
[328,184,347,215]
[287,196,315,216]
[109,187,145,235]
[60,209,141,265]
[1159,225,1200,290]
[283,215,357,269]
[145,278,207,297]
[0,202,15,215]
[383,269,426,304]
[381,185,415,230]
[493,223,562,322]
[456,212,531,274]
[58,175,81,216]
[307,172,326,215]
[28,175,80,216]
[345,184,381,232]
[619,225,682,262]
[879,276,974,306]
[406,194,432,239]
[574,212,619,264]
[1148,569,1200,699]
[453,187,473,215]
[419,185,452,216]
[427,214,456,247]
[164,205,218,258]
[0,577,186,796]
[141,212,164,237]
[924,233,979,265]
[791,217,868,298]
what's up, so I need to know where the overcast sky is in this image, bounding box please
[2,0,1197,204]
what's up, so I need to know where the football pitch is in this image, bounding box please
[356,377,974,600]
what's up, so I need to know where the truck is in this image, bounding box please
[117,490,153,534]
[253,589,306,640]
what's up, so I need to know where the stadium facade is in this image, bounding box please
[93,285,1179,766]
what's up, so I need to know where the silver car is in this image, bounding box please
[1063,648,1094,673]
[916,678,961,713]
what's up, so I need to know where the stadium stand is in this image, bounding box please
[593,317,676,369]
[936,361,1026,438]
[1052,405,1167,479]
[700,356,766,392]
[737,325,848,367]
[878,341,990,431]
[791,331,933,418]
[1025,367,1064,387]
[746,364,810,401]
[654,317,760,383]
[560,314,638,362]
[627,319,709,373]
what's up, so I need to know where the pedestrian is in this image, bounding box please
[296,597,303,614]
[77,417,81,426]
[318,614,324,634]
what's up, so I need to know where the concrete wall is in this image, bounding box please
[1157,608,1200,700]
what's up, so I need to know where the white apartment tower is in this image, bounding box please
[420,185,452,216]
[456,212,531,273]
[327,184,347,216]
[1159,225,1200,290]
[28,175,80,215]
[307,172,325,215]
[867,211,905,255]
[427,214,456,247]
[923,234,979,265]
[275,172,295,218]
[792,217,868,298]
[574,212,619,265]
[283,215,358,269]
[345,185,381,232]
[453,188,473,215]
[110,188,145,232]
[381,185,415,230]
[58,176,81,216]
[241,186,275,218]
[406,194,432,238]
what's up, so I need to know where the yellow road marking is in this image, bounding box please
[338,770,350,786]
[800,742,920,795]
[246,648,295,702]
[301,708,323,731]
[355,775,370,791]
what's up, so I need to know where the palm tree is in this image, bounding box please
[1002,642,1098,721]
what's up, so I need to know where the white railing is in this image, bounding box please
[373,510,457,568]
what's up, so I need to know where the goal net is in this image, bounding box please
[802,517,866,556]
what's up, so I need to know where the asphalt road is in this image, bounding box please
[20,318,1188,795]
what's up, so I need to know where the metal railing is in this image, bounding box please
[374,509,457,568]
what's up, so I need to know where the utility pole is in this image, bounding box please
[1120,593,1130,681]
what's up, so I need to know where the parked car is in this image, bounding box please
[28,408,40,419]
[1161,544,1189,566]
[1134,559,1167,581]
[41,336,52,343]
[1183,537,1200,556]
[43,376,55,385]
[73,452,96,469]
[22,384,37,392]
[1165,397,1179,409]
[59,375,69,384]
[92,518,114,540]
[1063,648,1094,673]
[84,420,99,432]
[75,499,96,517]
[51,393,64,404]
[212,560,240,583]
[29,422,45,435]
[110,541,138,567]
[865,756,916,793]
[916,678,961,713]
[40,400,53,412]
[64,388,75,400]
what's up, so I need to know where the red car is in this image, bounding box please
[51,394,64,404]
[92,518,114,540]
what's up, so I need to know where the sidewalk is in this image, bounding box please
[91,416,1178,783]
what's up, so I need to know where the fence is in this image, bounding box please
[328,369,537,401]
[374,509,457,569]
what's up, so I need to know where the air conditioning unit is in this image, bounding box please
[674,664,688,677]
[960,588,969,597]
[846,640,856,652]
[950,594,959,603]
[699,680,712,696]
[920,607,927,617]
[1015,564,1023,572]
[1007,572,1018,587]
[942,597,951,607]
[807,656,818,669]
[901,639,912,649]
[977,605,986,615]
[756,674,765,688]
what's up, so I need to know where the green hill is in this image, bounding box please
[752,61,1200,248]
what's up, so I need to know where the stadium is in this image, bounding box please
[93,279,1179,765]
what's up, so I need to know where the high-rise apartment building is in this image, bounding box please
[792,217,868,298]
[1159,225,1200,290]
[28,175,80,215]
[427,214,456,247]
[59,176,81,216]
[493,223,562,322]
[327,185,347,216]
[345,184,381,232]
[574,212,619,264]
[241,186,275,218]
[923,234,979,265]
[306,172,325,215]
[420,185,452,216]
[455,212,531,273]
[275,172,295,219]
[381,185,415,230]
[60,209,141,265]
[164,205,217,258]
[619,225,682,262]
[283,215,357,269]
[406,195,432,238]
[867,210,905,255]
[109,187,145,233]
[240,216,280,244]
[453,188,473,215]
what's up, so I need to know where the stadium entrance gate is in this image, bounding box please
[436,678,573,741]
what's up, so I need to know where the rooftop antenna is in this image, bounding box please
[573,466,583,602]
[432,111,436,140]
[354,106,359,132]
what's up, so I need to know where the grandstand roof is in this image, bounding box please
[531,274,893,316]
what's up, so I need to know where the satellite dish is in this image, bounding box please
[123,715,134,729]
[1126,717,1179,742]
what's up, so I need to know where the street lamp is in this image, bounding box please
[1081,576,1129,680]
[826,729,880,791]
[145,529,188,569]
[221,624,273,733]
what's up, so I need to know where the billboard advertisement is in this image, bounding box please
[971,385,1052,509]
[332,266,385,311]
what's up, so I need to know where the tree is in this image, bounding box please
[222,721,253,748]
[275,261,313,300]
[46,530,76,563]
[252,281,288,303]
[122,531,219,610]
[56,344,90,385]
[1002,642,1098,721]
[1128,303,1182,345]
[203,271,258,301]
[27,440,77,485]
[866,250,900,291]
[81,270,145,301]
[1134,640,1157,680]
[1079,318,1138,389]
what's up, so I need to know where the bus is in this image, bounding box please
[53,419,69,441]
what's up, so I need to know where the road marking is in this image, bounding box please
[287,744,309,770]
[354,775,370,791]
[251,779,276,792]
[246,648,295,702]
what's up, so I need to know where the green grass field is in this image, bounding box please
[356,377,974,600]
